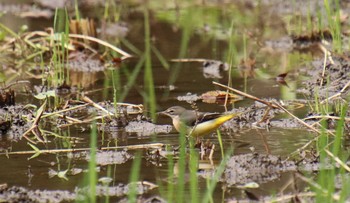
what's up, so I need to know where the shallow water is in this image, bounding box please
[0,1,346,202]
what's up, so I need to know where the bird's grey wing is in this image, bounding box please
[179,110,198,127]
[197,112,221,123]
[180,111,221,126]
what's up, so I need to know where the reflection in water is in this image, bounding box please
[69,70,98,88]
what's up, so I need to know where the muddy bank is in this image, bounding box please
[0,181,157,203]
[0,105,34,141]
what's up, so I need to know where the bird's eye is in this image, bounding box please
[167,110,174,113]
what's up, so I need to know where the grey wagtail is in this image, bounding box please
[159,106,238,137]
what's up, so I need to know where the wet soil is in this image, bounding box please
[1,0,350,202]
[0,181,158,203]
[0,105,34,141]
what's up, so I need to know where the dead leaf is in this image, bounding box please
[201,90,243,104]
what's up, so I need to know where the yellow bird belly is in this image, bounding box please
[189,114,236,137]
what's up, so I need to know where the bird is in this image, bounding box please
[159,106,238,137]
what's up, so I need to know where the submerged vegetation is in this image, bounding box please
[0,0,350,202]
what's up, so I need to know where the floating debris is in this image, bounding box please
[200,90,243,104]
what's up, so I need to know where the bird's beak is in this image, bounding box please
[157,111,167,116]
[157,110,171,117]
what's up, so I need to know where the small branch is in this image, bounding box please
[0,143,164,156]
[304,115,350,122]
[213,81,329,135]
[320,79,350,104]
[285,136,319,160]
[296,173,340,201]
[1,80,30,90]
[265,192,315,202]
[82,95,114,116]
[212,81,278,108]
[170,58,225,63]
[324,149,350,172]
[273,102,320,134]
[319,44,328,87]
[42,103,90,119]
[69,34,132,60]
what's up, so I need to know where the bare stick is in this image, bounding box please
[321,79,350,104]
[58,114,111,128]
[1,80,30,90]
[324,149,350,172]
[42,103,90,119]
[304,115,350,122]
[0,143,164,156]
[82,95,114,116]
[273,102,320,134]
[170,58,224,63]
[285,136,319,160]
[69,34,132,60]
[296,173,340,201]
[214,81,326,134]
[213,81,278,108]
[265,192,315,202]
[319,44,328,87]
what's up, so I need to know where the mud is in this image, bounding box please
[221,151,350,189]
[0,3,53,18]
[222,100,284,131]
[0,185,75,203]
[298,56,350,100]
[222,153,296,186]
[0,105,34,141]
[87,150,133,166]
[125,121,172,136]
[118,196,166,203]
[1,0,350,202]
[0,181,157,203]
[67,55,105,72]
[97,103,172,136]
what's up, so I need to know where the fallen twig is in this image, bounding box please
[319,44,329,87]
[264,192,315,203]
[285,136,319,160]
[272,102,320,134]
[296,173,340,201]
[69,34,132,60]
[214,81,327,135]
[22,100,47,143]
[0,143,164,156]
[304,115,350,122]
[320,79,350,104]
[41,103,90,119]
[213,81,278,108]
[324,149,350,172]
[82,95,114,116]
[171,58,224,63]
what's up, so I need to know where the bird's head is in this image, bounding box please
[158,106,187,118]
